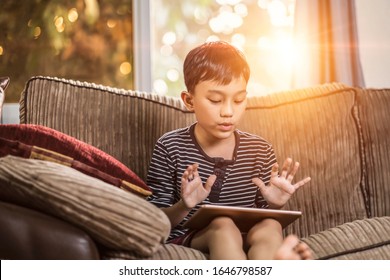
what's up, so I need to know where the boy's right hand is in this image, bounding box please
[180,163,216,210]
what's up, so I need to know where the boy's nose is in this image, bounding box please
[220,102,234,117]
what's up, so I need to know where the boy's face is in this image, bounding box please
[182,76,247,143]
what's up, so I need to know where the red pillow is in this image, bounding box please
[0,124,152,197]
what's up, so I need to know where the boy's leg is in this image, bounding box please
[190,216,246,260]
[245,218,283,260]
[246,218,313,260]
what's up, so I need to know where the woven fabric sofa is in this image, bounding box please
[0,76,389,259]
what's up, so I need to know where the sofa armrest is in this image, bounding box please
[302,216,390,259]
[0,201,100,259]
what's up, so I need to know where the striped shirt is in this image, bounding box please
[147,123,276,241]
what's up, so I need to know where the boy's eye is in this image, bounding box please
[235,99,245,104]
[209,99,221,103]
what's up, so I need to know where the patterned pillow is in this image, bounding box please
[0,155,170,256]
[0,124,152,197]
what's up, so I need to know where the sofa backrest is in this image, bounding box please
[238,83,368,237]
[20,76,196,181]
[356,88,390,218]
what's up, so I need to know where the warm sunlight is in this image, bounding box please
[152,0,297,96]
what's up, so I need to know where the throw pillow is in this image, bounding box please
[0,155,170,256]
[0,124,152,197]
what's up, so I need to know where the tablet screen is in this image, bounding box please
[183,205,302,231]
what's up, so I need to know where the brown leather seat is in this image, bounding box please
[0,201,100,259]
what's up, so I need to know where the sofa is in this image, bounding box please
[0,76,389,259]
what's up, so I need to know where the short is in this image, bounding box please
[168,230,249,251]
[167,229,199,247]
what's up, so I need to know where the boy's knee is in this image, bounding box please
[209,216,237,230]
[207,216,241,237]
[246,218,282,245]
[256,218,282,230]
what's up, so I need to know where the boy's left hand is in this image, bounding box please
[252,158,311,209]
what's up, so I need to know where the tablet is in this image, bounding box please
[183,205,301,232]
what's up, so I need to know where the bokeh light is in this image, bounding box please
[68,8,79,22]
[120,62,132,75]
[162,31,177,45]
[167,69,180,82]
[33,27,42,39]
[107,19,117,28]
[152,0,296,96]
[54,16,65,32]
[153,79,168,95]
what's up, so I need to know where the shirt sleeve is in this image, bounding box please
[146,138,178,208]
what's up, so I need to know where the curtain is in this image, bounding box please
[292,0,365,88]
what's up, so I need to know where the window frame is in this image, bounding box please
[132,0,152,92]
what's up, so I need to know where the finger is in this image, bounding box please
[252,177,267,194]
[186,168,195,181]
[271,163,279,178]
[193,168,200,179]
[204,174,217,193]
[281,158,292,178]
[187,163,198,181]
[181,173,189,194]
[287,162,299,182]
[182,169,190,181]
[293,177,311,190]
[192,163,199,172]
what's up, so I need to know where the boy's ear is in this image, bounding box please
[181,91,194,111]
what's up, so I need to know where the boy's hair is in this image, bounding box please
[183,41,250,93]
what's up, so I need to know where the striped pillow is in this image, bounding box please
[0,124,152,197]
[0,155,170,257]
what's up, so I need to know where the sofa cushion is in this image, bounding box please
[356,88,390,217]
[302,217,390,259]
[101,244,208,260]
[20,76,196,181]
[240,83,368,238]
[0,155,170,257]
[0,124,151,197]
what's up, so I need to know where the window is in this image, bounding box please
[0,0,134,104]
[149,0,296,96]
[1,0,297,122]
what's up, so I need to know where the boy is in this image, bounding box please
[147,41,312,260]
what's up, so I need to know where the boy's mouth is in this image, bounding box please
[218,122,234,131]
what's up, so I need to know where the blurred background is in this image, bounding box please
[1,0,390,122]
